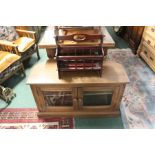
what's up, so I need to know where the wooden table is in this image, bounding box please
[38,26,115,58]
[27,60,129,117]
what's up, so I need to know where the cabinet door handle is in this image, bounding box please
[73,98,77,102]
[78,98,83,109]
[73,98,78,110]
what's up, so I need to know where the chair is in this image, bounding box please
[0,26,40,62]
[15,26,44,43]
[0,51,25,102]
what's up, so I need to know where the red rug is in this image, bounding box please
[0,108,74,129]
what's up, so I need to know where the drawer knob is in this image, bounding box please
[147,40,151,45]
[144,50,147,55]
[150,56,154,61]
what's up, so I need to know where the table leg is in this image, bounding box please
[104,47,108,56]
[46,48,56,59]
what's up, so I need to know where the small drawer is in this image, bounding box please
[140,44,149,58]
[143,33,155,49]
[148,49,155,64]
[140,42,155,72]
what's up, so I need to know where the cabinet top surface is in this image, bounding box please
[27,60,129,85]
[38,26,115,48]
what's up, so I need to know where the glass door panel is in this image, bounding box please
[83,91,113,106]
[42,91,73,107]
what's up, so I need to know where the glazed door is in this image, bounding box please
[77,87,116,111]
[36,85,78,112]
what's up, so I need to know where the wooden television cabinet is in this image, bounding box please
[27,60,129,117]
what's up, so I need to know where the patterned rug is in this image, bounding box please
[108,48,155,128]
[0,108,74,129]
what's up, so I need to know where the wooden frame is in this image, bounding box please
[0,62,25,84]
[30,84,126,117]
[34,85,76,111]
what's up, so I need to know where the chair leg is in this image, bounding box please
[17,63,26,77]
[58,70,61,79]
[0,85,16,103]
[35,45,40,60]
[21,64,26,77]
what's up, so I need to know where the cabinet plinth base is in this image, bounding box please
[37,111,120,118]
